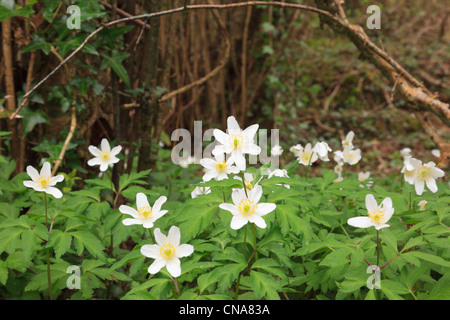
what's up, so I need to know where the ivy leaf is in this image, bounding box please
[101,51,131,87]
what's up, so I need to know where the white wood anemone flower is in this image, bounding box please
[140,226,194,278]
[24,162,64,199]
[347,194,394,230]
[289,144,303,158]
[268,168,290,189]
[191,184,211,198]
[297,143,318,166]
[200,153,240,181]
[410,160,445,195]
[271,144,283,156]
[342,146,361,165]
[401,157,420,185]
[342,131,355,148]
[313,141,332,161]
[120,193,168,229]
[212,116,261,171]
[219,185,276,230]
[88,138,122,172]
[234,173,258,192]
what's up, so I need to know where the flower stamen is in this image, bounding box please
[368,209,384,224]
[238,199,257,216]
[138,206,152,219]
[215,160,228,173]
[160,244,175,260]
[37,176,50,188]
[229,134,244,151]
[100,150,110,162]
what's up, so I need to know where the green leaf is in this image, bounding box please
[380,279,409,300]
[249,270,281,300]
[407,251,450,267]
[427,273,450,300]
[101,51,131,87]
[21,35,51,55]
[47,230,73,258]
[70,231,107,261]
[275,204,313,240]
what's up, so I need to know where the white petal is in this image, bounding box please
[142,221,154,229]
[230,215,248,230]
[122,218,142,226]
[166,258,181,278]
[167,226,181,247]
[49,175,64,186]
[23,180,41,191]
[425,178,438,193]
[87,158,102,166]
[26,166,39,181]
[152,196,167,214]
[246,144,261,156]
[380,197,392,212]
[119,205,139,218]
[227,116,241,131]
[175,244,194,259]
[249,215,267,229]
[153,228,167,246]
[99,163,109,172]
[219,203,238,215]
[101,138,111,152]
[255,203,276,216]
[231,188,246,204]
[110,145,122,156]
[147,259,166,275]
[248,184,263,203]
[136,193,150,210]
[202,170,217,182]
[140,244,161,259]
[375,224,390,230]
[45,187,63,199]
[242,124,259,140]
[432,167,445,179]
[200,158,217,170]
[213,129,229,145]
[233,151,246,171]
[365,194,378,213]
[40,162,51,177]
[415,179,425,195]
[88,145,101,157]
[347,217,373,229]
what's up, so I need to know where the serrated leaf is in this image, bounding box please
[250,270,281,300]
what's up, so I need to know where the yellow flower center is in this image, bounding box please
[160,244,175,260]
[238,199,257,217]
[215,160,228,173]
[37,176,50,188]
[368,209,384,224]
[301,152,312,164]
[100,150,110,161]
[417,167,431,180]
[245,180,253,191]
[229,134,244,150]
[138,206,152,219]
[404,168,415,178]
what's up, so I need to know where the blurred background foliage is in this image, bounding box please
[0,0,448,181]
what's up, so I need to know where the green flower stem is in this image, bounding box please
[251,223,258,262]
[376,230,380,267]
[44,193,53,300]
[305,152,315,182]
[172,277,181,297]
